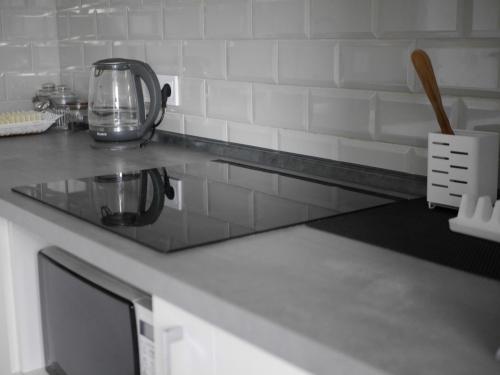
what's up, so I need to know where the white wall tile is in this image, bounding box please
[279,129,339,159]
[205,0,251,39]
[416,40,500,95]
[180,77,205,116]
[253,0,307,39]
[1,9,57,40]
[110,0,140,6]
[56,0,81,9]
[278,40,335,87]
[5,73,40,100]
[373,0,459,37]
[375,92,459,147]
[112,41,145,60]
[461,98,500,130]
[164,2,202,40]
[59,42,83,70]
[310,0,373,38]
[128,6,163,40]
[81,0,107,7]
[228,40,276,83]
[96,8,127,40]
[339,138,412,173]
[183,40,226,79]
[471,0,500,37]
[146,40,181,75]
[32,41,60,72]
[83,41,111,67]
[207,80,251,122]
[158,112,184,133]
[184,115,227,141]
[57,13,68,39]
[309,88,374,140]
[228,121,278,149]
[0,42,32,72]
[68,10,96,39]
[253,84,307,129]
[337,40,413,91]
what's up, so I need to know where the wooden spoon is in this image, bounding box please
[411,49,454,135]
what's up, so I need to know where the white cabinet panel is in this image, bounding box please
[153,296,311,375]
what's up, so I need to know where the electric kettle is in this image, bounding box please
[88,58,166,143]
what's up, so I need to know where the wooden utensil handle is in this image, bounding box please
[411,49,454,135]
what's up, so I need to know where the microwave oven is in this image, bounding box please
[38,247,154,375]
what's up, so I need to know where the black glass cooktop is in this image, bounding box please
[12,160,396,253]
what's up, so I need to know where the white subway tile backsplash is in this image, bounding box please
[184,115,227,141]
[375,92,459,147]
[228,40,276,83]
[128,6,163,40]
[310,0,373,38]
[207,80,251,122]
[55,0,80,10]
[309,88,374,139]
[183,40,226,79]
[253,0,307,39]
[416,40,500,95]
[158,112,184,133]
[373,0,459,37]
[339,138,412,173]
[112,41,145,60]
[2,9,57,40]
[471,0,500,37]
[68,10,96,40]
[205,0,251,39]
[0,42,32,72]
[57,13,68,39]
[462,97,500,130]
[278,40,335,87]
[96,8,127,40]
[337,40,413,91]
[227,121,278,149]
[5,73,40,100]
[83,41,111,67]
[73,70,91,98]
[278,129,339,159]
[253,84,307,129]
[164,2,203,40]
[180,77,205,116]
[59,42,83,70]
[146,40,181,75]
[32,41,60,72]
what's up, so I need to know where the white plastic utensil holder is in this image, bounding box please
[427,130,499,209]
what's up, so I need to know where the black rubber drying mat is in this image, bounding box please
[308,198,500,282]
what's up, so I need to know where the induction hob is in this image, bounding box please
[12,160,397,253]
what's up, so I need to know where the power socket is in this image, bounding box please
[164,177,182,210]
[157,75,179,107]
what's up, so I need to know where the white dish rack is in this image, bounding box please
[450,194,500,243]
[427,130,499,209]
[0,111,62,137]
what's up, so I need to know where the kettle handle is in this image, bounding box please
[129,60,161,138]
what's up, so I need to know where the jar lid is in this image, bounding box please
[50,86,78,106]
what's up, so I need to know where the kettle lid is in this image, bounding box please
[92,58,134,71]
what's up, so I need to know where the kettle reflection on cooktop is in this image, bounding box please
[12,160,396,253]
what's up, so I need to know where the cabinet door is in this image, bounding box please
[153,296,215,375]
[153,296,311,375]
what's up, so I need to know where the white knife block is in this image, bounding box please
[427,130,499,209]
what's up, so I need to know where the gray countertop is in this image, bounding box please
[1,131,500,375]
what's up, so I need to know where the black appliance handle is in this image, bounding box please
[129,60,162,138]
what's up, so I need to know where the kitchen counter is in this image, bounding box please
[1,130,500,375]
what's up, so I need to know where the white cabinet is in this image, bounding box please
[153,296,312,375]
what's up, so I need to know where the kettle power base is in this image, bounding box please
[90,140,143,151]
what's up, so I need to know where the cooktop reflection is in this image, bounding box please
[12,160,396,253]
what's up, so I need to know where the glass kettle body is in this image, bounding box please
[88,58,161,142]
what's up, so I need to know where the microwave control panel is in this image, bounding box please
[136,302,155,375]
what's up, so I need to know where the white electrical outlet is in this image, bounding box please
[157,75,179,107]
[164,177,182,210]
